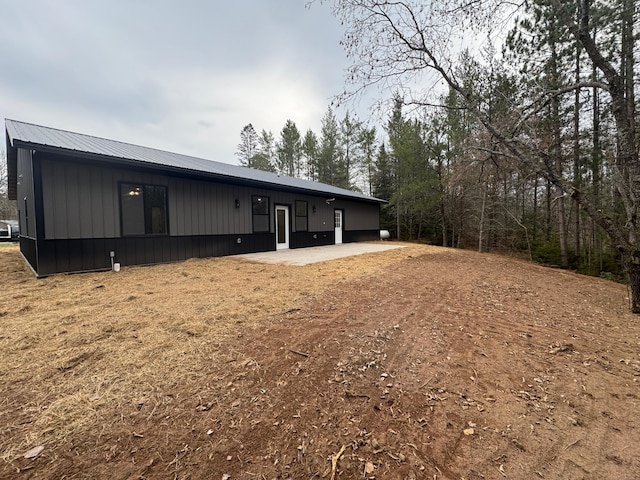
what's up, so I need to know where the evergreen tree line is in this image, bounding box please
[237,64,627,278]
[235,108,377,194]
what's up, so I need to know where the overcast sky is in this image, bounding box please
[1,1,367,164]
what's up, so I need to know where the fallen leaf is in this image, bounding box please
[463,428,475,436]
[365,461,375,473]
[24,445,45,459]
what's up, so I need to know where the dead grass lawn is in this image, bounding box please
[0,242,424,460]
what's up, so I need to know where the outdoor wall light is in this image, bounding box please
[312,205,317,213]
[235,198,240,208]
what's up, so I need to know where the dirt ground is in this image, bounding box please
[1,242,639,479]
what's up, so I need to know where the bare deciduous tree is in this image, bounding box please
[331,0,640,312]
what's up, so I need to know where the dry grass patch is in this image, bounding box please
[0,242,426,460]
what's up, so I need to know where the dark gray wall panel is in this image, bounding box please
[183,180,194,235]
[214,184,223,234]
[77,169,98,237]
[220,184,230,234]
[341,200,380,231]
[290,231,334,248]
[66,166,81,238]
[343,230,380,243]
[203,183,212,234]
[197,182,205,234]
[89,169,105,237]
[37,152,379,243]
[171,179,185,236]
[51,165,66,238]
[41,154,172,239]
[29,234,269,276]
[104,170,118,236]
[44,157,93,239]
[20,236,37,272]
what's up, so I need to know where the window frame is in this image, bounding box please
[251,195,270,233]
[294,200,308,232]
[119,182,169,237]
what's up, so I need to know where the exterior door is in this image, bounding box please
[276,205,289,250]
[334,209,343,244]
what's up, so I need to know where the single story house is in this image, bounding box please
[5,119,385,276]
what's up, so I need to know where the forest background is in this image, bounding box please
[235,0,638,290]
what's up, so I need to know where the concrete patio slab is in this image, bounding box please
[235,242,404,266]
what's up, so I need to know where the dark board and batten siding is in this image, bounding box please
[169,178,251,236]
[25,151,380,276]
[33,234,275,276]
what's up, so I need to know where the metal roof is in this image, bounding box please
[5,119,385,203]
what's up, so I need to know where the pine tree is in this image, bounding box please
[359,126,377,195]
[276,120,302,177]
[372,143,395,233]
[318,107,345,187]
[301,129,319,181]
[251,129,277,173]
[339,111,363,189]
[236,124,259,168]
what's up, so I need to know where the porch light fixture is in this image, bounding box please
[235,198,240,208]
[312,205,317,213]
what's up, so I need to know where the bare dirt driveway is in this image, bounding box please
[1,243,639,479]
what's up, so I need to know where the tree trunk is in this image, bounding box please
[437,157,448,247]
[546,178,552,242]
[440,198,447,247]
[591,26,601,273]
[533,176,539,243]
[573,40,581,264]
[396,197,401,240]
[479,187,487,253]
[626,258,640,314]
[549,37,569,267]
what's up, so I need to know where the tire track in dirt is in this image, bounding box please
[229,265,448,478]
